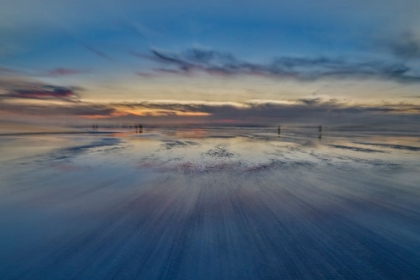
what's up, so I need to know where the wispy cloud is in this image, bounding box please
[134,47,420,83]
[47,68,87,76]
[83,44,113,60]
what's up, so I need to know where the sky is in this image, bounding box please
[1,0,420,129]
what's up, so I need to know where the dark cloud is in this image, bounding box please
[4,85,80,100]
[0,102,115,117]
[298,98,324,106]
[0,77,81,101]
[389,32,420,60]
[134,47,420,83]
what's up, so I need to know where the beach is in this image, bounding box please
[0,127,419,279]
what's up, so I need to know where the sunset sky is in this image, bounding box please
[1,0,420,129]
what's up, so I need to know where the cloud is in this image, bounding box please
[388,32,420,60]
[0,77,81,101]
[0,67,16,74]
[0,102,115,117]
[47,68,86,76]
[83,44,113,60]
[110,99,420,127]
[134,47,420,83]
[1,95,419,128]
[11,86,79,99]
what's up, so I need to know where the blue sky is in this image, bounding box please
[1,0,420,127]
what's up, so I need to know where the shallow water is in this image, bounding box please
[0,128,420,279]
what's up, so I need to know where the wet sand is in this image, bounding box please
[0,128,419,279]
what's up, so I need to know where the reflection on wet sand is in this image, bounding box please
[0,128,419,279]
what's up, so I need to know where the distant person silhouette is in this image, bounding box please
[318,125,322,139]
[278,125,281,135]
[134,124,143,134]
